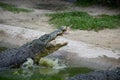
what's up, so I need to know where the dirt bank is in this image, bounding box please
[0,0,120,51]
[0,24,119,70]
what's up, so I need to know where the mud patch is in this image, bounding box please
[48,50,120,70]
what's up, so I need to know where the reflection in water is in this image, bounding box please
[0,67,93,80]
[20,57,67,78]
[0,51,93,80]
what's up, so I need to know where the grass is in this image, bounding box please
[0,2,31,13]
[47,11,120,31]
[75,0,120,8]
[0,47,8,52]
[75,0,97,7]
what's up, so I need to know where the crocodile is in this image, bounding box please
[0,27,67,69]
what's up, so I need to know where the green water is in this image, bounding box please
[0,67,93,80]
[0,47,93,80]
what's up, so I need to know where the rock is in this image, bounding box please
[68,67,120,80]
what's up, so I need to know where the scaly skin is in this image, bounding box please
[0,27,67,69]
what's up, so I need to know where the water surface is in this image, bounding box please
[0,67,93,80]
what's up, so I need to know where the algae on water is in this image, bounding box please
[0,67,93,80]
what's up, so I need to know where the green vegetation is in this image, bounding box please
[75,0,97,7]
[75,0,120,7]
[0,2,31,13]
[47,11,120,31]
[0,67,93,80]
[0,47,8,52]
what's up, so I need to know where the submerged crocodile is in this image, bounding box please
[0,27,67,69]
[68,67,120,80]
